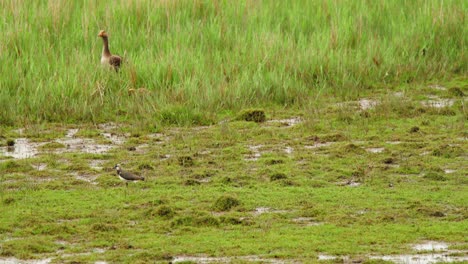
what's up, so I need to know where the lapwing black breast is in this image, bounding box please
[114,164,145,182]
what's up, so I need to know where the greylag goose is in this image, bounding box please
[98,30,122,71]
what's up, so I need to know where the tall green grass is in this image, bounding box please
[0,0,466,125]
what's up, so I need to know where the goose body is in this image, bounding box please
[98,30,122,71]
[114,164,145,184]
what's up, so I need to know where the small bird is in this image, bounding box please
[113,164,145,186]
[98,30,123,71]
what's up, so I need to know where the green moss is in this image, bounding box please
[423,172,447,181]
[213,196,240,211]
[448,87,464,97]
[236,109,266,123]
[270,172,288,181]
[39,142,65,149]
[6,139,15,147]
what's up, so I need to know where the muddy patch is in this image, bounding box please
[428,84,447,91]
[70,172,98,185]
[369,253,468,264]
[0,138,41,159]
[0,258,52,264]
[284,146,293,154]
[89,160,105,170]
[359,99,379,110]
[97,122,118,131]
[304,142,334,149]
[56,130,113,154]
[172,255,298,263]
[320,241,468,263]
[338,180,362,187]
[33,163,48,171]
[253,207,289,215]
[1,129,120,159]
[101,132,126,145]
[422,98,455,108]
[366,147,385,153]
[245,145,263,161]
[318,254,337,260]
[386,141,403,145]
[267,117,302,127]
[412,241,449,251]
[292,217,323,226]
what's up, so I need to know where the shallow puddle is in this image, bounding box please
[422,98,455,108]
[284,146,293,154]
[89,160,105,170]
[172,255,297,263]
[292,217,323,226]
[369,253,468,264]
[386,141,403,145]
[319,241,468,263]
[245,145,263,161]
[0,258,52,264]
[0,138,40,159]
[101,132,126,145]
[366,147,385,153]
[359,99,379,110]
[56,137,113,154]
[428,84,447,91]
[267,117,302,127]
[253,207,289,215]
[318,254,337,260]
[33,163,47,171]
[304,142,334,149]
[70,172,98,185]
[412,241,449,251]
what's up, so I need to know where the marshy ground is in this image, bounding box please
[0,82,466,263]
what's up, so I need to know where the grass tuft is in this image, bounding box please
[213,196,240,212]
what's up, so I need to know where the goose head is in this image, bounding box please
[98,30,108,38]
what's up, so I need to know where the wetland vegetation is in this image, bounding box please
[0,0,467,263]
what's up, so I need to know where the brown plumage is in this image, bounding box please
[98,30,122,71]
[113,164,145,187]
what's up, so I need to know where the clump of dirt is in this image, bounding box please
[409,126,420,133]
[219,216,243,225]
[236,109,266,123]
[184,179,201,186]
[341,143,365,154]
[171,215,220,228]
[359,110,371,118]
[178,156,194,167]
[423,172,447,181]
[213,196,240,211]
[92,223,118,232]
[270,172,287,181]
[6,139,15,147]
[264,158,284,165]
[155,205,175,219]
[383,157,396,164]
[448,87,464,97]
[3,197,15,205]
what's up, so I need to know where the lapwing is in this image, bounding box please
[113,164,145,187]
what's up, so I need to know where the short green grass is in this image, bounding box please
[0,82,467,262]
[0,0,467,263]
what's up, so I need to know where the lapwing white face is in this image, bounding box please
[114,164,121,172]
